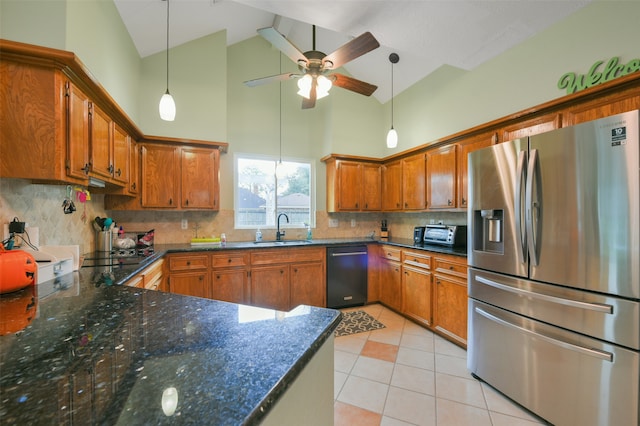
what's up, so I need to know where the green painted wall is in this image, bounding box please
[0,0,67,49]
[138,31,227,141]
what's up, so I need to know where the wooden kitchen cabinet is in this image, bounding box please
[112,123,131,187]
[426,144,457,209]
[382,160,403,211]
[402,153,426,210]
[250,247,326,311]
[181,146,220,209]
[166,253,210,298]
[323,157,382,212]
[211,251,249,304]
[66,82,92,181]
[140,143,180,208]
[378,245,402,311]
[126,259,164,291]
[457,131,496,208]
[89,102,113,181]
[401,248,432,327]
[432,253,468,346]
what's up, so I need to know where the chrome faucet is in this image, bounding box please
[276,213,289,241]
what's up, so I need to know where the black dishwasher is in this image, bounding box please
[326,245,368,308]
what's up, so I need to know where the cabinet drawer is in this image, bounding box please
[168,254,209,271]
[380,246,401,262]
[211,251,249,268]
[144,259,164,290]
[402,250,431,269]
[433,257,467,280]
[251,247,325,265]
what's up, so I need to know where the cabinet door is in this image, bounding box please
[433,274,467,345]
[426,144,457,209]
[337,161,362,210]
[362,163,382,210]
[168,272,209,298]
[402,153,426,210]
[112,123,130,186]
[141,144,180,208]
[128,140,139,195]
[66,83,90,180]
[382,160,403,211]
[212,269,247,304]
[379,258,402,311]
[290,262,325,308]
[89,102,113,180]
[457,133,495,208]
[181,147,219,209]
[402,265,432,327]
[251,265,290,311]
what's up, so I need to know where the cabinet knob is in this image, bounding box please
[131,182,137,190]
[461,197,466,205]
[228,258,232,263]
[436,279,441,285]
[447,199,453,206]
[108,164,114,174]
[199,276,203,281]
[116,168,122,177]
[82,163,90,174]
[449,266,454,270]
[185,199,189,206]
[186,261,191,266]
[169,198,173,205]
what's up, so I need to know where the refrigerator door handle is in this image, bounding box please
[474,306,614,362]
[474,275,613,314]
[525,148,542,266]
[515,150,528,264]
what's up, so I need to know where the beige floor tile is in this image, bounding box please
[352,355,395,384]
[335,371,348,399]
[490,411,546,426]
[335,334,367,354]
[381,416,415,426]
[396,347,434,371]
[435,398,492,426]
[481,383,543,422]
[335,349,359,373]
[400,332,434,352]
[435,372,486,409]
[383,386,437,426]
[361,304,385,318]
[337,375,389,414]
[390,363,435,395]
[433,336,466,359]
[369,328,403,346]
[434,353,470,379]
[403,319,429,336]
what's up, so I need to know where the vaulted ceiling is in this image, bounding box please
[113,0,592,104]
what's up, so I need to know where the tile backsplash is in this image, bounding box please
[2,178,467,251]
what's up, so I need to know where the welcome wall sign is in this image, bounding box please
[558,56,640,95]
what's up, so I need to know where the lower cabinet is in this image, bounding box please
[166,253,210,298]
[211,252,249,304]
[377,244,468,348]
[251,265,291,311]
[432,253,468,346]
[127,258,165,290]
[290,262,325,308]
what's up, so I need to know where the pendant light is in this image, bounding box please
[386,53,399,148]
[159,0,176,121]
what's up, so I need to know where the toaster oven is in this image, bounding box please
[423,225,467,247]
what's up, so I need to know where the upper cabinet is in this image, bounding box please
[323,157,381,212]
[382,160,403,211]
[425,144,457,209]
[401,153,426,210]
[457,131,497,208]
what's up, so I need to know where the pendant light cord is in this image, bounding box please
[279,52,283,165]
[165,0,170,92]
[390,59,394,128]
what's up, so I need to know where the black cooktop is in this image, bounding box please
[82,248,155,267]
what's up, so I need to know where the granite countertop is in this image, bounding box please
[0,269,341,425]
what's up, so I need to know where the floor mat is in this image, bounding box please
[334,310,386,337]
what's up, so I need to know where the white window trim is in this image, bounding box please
[233,152,316,230]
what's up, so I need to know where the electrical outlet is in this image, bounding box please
[351,219,356,227]
[328,218,339,228]
[181,219,188,230]
[429,219,435,224]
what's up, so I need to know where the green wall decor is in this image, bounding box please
[558,56,640,95]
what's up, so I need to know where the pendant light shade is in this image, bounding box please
[386,53,399,148]
[159,0,175,121]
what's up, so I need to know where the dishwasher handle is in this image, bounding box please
[330,251,367,257]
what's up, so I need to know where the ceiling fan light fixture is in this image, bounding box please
[316,75,332,98]
[297,74,313,98]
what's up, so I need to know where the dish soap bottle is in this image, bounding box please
[256,229,262,242]
[306,225,312,240]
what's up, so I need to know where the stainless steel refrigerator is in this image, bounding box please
[467,110,639,426]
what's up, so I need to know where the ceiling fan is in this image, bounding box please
[243,25,380,109]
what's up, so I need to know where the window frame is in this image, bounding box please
[233,152,316,230]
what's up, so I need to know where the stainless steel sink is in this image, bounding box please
[253,240,312,245]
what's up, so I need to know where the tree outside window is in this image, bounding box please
[235,155,314,229]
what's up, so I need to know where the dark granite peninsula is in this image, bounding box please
[0,272,341,425]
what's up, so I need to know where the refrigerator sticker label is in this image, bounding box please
[611,127,627,146]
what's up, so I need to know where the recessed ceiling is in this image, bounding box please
[113,0,592,104]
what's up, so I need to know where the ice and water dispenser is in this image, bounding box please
[473,209,504,254]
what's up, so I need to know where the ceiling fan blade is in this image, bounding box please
[302,79,317,109]
[243,73,299,87]
[258,27,308,67]
[331,73,378,96]
[322,32,380,70]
